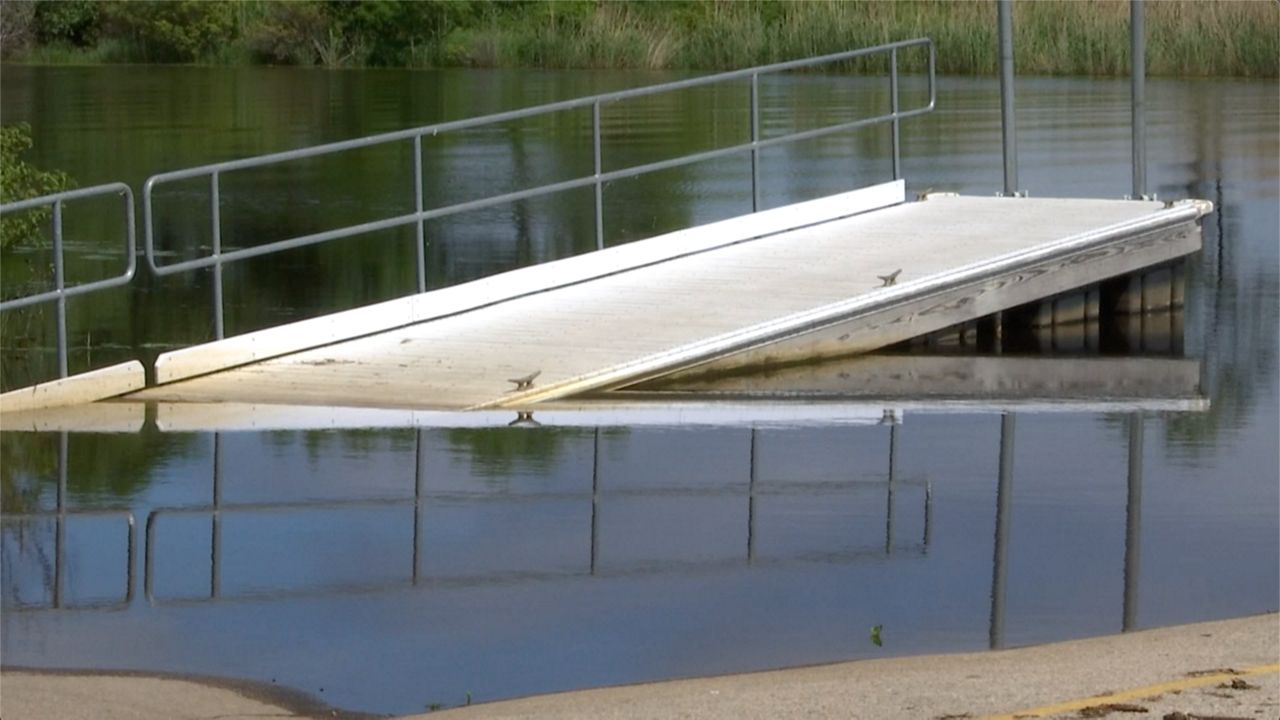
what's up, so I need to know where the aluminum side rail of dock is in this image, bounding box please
[108,180,1210,412]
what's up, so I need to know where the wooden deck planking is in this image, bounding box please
[130,193,1206,411]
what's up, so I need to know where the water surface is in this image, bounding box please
[0,65,1276,715]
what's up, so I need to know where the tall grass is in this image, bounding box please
[456,0,1277,77]
[5,0,1276,77]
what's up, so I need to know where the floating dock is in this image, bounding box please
[72,179,1206,414]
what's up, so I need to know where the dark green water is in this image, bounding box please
[0,66,1276,715]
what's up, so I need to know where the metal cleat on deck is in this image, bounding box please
[508,370,542,391]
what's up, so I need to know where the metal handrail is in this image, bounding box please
[143,37,936,339]
[0,39,935,385]
[0,183,137,378]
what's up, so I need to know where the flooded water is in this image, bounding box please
[1,65,1277,715]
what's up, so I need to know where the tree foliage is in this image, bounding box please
[33,0,100,46]
[98,0,238,63]
[0,123,73,251]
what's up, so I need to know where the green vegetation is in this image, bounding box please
[0,0,1275,77]
[0,123,73,251]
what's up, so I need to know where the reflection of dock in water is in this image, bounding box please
[618,354,1203,404]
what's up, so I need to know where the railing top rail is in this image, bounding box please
[143,37,934,187]
[0,181,132,213]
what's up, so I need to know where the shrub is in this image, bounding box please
[33,0,100,46]
[0,123,73,251]
[99,0,238,63]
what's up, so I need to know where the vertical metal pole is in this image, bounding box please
[990,413,1015,649]
[998,0,1019,196]
[890,48,901,181]
[210,173,225,340]
[747,428,758,563]
[750,73,762,212]
[590,428,601,575]
[53,432,68,607]
[413,136,427,293]
[210,432,223,599]
[413,429,426,584]
[592,102,604,251]
[1130,0,1147,199]
[51,200,68,377]
[1123,413,1144,631]
[885,423,899,554]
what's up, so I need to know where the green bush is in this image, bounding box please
[33,0,100,46]
[325,0,482,66]
[99,0,238,63]
[0,123,74,251]
[246,0,331,66]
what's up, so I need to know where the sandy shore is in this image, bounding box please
[3,613,1276,720]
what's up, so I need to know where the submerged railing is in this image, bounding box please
[0,38,934,388]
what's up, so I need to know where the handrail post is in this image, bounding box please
[750,73,762,212]
[592,101,604,250]
[1131,0,1147,199]
[998,0,1019,196]
[210,172,225,340]
[413,135,427,293]
[52,199,68,377]
[890,47,901,180]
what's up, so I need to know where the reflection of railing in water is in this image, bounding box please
[0,435,136,610]
[987,411,1147,649]
[1,411,1150,654]
[2,425,930,610]
[140,427,929,606]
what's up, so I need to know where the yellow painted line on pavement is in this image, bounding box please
[985,662,1280,720]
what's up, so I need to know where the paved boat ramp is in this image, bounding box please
[0,179,1210,420]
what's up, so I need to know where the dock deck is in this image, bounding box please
[122,181,1208,412]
